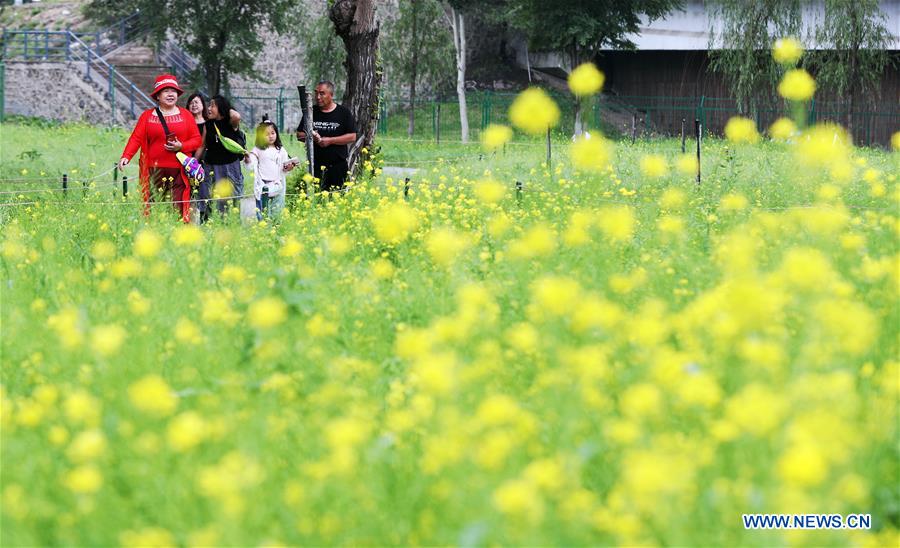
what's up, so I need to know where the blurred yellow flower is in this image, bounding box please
[172,224,203,247]
[778,69,816,101]
[279,236,304,258]
[373,202,418,244]
[133,229,162,258]
[778,443,827,487]
[66,429,107,463]
[128,375,177,417]
[639,154,668,178]
[62,464,103,494]
[568,62,605,96]
[795,123,851,167]
[212,178,234,199]
[371,257,395,279]
[167,411,207,452]
[769,117,797,141]
[481,124,513,151]
[425,227,469,267]
[571,134,613,172]
[891,131,900,151]
[248,297,288,329]
[89,324,127,357]
[473,179,507,205]
[597,205,635,242]
[772,37,803,65]
[90,240,116,260]
[509,88,560,135]
[724,116,760,144]
[119,527,176,548]
[674,154,698,176]
[720,193,749,211]
[493,478,544,523]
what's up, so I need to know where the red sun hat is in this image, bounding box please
[150,74,184,98]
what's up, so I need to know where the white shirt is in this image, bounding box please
[247,146,290,199]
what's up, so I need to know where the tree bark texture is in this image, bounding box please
[329,0,381,175]
[408,0,419,137]
[444,4,468,143]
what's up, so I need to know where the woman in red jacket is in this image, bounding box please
[118,74,202,222]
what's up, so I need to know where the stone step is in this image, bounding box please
[107,46,156,66]
[107,64,171,98]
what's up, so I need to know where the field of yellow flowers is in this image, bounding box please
[2,52,899,545]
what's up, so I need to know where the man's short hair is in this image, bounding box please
[316,80,335,94]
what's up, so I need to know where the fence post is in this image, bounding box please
[681,118,686,153]
[24,32,28,59]
[436,102,441,144]
[695,118,702,185]
[123,175,128,197]
[62,174,68,196]
[697,95,706,129]
[65,31,71,61]
[515,180,523,204]
[0,63,4,124]
[277,87,285,130]
[44,30,49,59]
[86,46,91,81]
[631,114,636,144]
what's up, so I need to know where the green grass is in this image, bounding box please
[0,119,898,546]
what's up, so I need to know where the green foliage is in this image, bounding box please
[707,0,803,112]
[300,8,347,92]
[806,0,894,105]
[85,0,299,95]
[381,0,454,98]
[506,0,684,66]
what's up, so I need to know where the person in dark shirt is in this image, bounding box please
[295,81,358,192]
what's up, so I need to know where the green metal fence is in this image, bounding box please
[0,63,5,124]
[231,87,898,147]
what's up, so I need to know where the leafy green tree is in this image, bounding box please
[806,0,895,133]
[381,0,453,136]
[301,8,348,94]
[85,0,297,95]
[707,0,803,113]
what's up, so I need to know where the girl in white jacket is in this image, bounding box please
[244,119,297,219]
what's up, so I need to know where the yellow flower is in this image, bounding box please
[248,297,288,329]
[493,478,544,523]
[674,154,698,176]
[167,411,207,452]
[778,69,816,101]
[127,290,150,316]
[719,193,749,211]
[64,390,101,426]
[62,464,103,494]
[891,131,900,151]
[769,117,797,140]
[509,87,560,135]
[172,224,203,247]
[373,202,418,244]
[91,240,116,260]
[220,265,248,283]
[481,124,513,151]
[571,134,613,172]
[796,124,851,167]
[212,178,234,199]
[568,62,605,96]
[371,258,395,279]
[473,179,507,205]
[306,313,337,337]
[778,443,827,487]
[279,236,304,258]
[425,227,469,267]
[597,205,635,242]
[620,383,663,419]
[772,37,803,65]
[174,317,202,344]
[119,527,177,548]
[133,229,162,258]
[639,154,668,178]
[724,116,760,144]
[507,223,557,259]
[659,188,687,209]
[89,324,127,357]
[128,375,177,417]
[531,276,582,316]
[66,429,107,463]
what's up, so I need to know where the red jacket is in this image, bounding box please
[122,107,202,222]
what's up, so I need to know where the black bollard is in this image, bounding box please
[62,174,68,196]
[122,175,128,197]
[404,177,410,198]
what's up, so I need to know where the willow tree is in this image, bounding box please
[707,0,803,113]
[806,0,894,133]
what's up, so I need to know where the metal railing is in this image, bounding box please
[66,32,155,122]
[1,11,149,62]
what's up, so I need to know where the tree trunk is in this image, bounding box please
[444,4,468,143]
[408,0,419,137]
[205,60,221,96]
[330,0,381,175]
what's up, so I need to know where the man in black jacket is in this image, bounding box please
[296,81,358,192]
